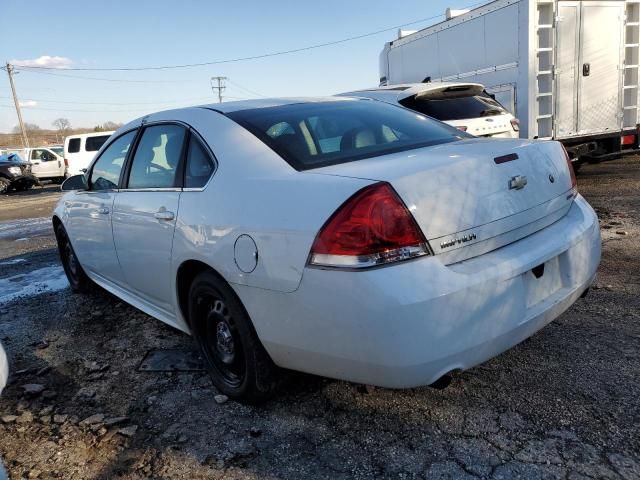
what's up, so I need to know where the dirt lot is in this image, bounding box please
[0,160,639,480]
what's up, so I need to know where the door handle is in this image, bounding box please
[582,63,590,77]
[154,210,175,221]
[97,207,110,215]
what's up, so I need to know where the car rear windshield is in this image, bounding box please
[400,92,509,122]
[226,100,466,170]
[85,135,111,152]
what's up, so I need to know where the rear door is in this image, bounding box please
[555,1,580,137]
[556,1,624,137]
[577,1,624,134]
[111,123,186,313]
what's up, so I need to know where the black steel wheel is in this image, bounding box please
[188,271,279,403]
[55,223,93,293]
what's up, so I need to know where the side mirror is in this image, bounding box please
[61,174,88,191]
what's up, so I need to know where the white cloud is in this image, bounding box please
[19,100,38,108]
[11,55,73,69]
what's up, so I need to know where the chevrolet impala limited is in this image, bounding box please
[53,97,601,402]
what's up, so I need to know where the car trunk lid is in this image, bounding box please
[311,138,575,264]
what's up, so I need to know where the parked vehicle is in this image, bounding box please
[0,153,38,194]
[54,97,601,402]
[3,147,66,183]
[379,0,640,167]
[64,132,114,176]
[340,82,519,138]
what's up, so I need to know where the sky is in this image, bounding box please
[1,0,484,133]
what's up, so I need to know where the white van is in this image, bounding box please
[64,131,114,176]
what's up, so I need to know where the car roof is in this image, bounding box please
[197,96,359,113]
[340,82,485,102]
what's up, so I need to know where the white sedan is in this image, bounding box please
[54,97,601,402]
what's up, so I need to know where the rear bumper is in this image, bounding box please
[235,195,601,388]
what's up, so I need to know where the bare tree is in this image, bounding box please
[52,118,71,133]
[101,121,123,131]
[12,123,40,134]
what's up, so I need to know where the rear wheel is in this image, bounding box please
[55,224,94,293]
[188,271,279,403]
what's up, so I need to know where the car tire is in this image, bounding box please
[188,271,280,403]
[0,178,9,195]
[55,223,94,293]
[53,177,65,185]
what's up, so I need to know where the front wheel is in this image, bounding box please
[0,178,9,194]
[55,224,94,293]
[188,271,280,403]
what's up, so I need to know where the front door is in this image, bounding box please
[65,130,137,285]
[112,124,186,314]
[30,149,62,179]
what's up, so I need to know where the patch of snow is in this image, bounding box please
[15,238,28,242]
[0,258,26,266]
[0,217,52,241]
[0,265,68,304]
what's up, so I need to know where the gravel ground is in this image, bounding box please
[0,158,639,479]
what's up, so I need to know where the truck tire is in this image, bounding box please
[0,178,10,195]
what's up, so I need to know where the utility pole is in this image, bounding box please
[210,76,227,103]
[5,63,30,148]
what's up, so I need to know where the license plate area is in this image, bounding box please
[524,256,562,308]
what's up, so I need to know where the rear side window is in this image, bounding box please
[67,138,81,153]
[185,138,214,188]
[86,135,111,152]
[90,131,136,191]
[400,93,508,121]
[127,125,186,189]
[227,100,465,170]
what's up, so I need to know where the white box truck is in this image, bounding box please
[380,0,640,166]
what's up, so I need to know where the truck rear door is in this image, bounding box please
[555,1,624,137]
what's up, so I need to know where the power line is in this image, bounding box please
[11,1,486,72]
[0,95,215,106]
[226,79,264,98]
[13,68,203,84]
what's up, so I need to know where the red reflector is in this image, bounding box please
[64,158,69,167]
[310,183,429,268]
[561,145,577,190]
[621,134,635,146]
[456,126,468,132]
[510,118,520,132]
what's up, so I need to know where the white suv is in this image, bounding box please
[64,131,114,176]
[340,82,519,138]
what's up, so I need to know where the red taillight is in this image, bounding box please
[309,183,429,268]
[621,134,635,146]
[510,118,520,132]
[64,158,69,167]
[456,126,468,132]
[561,145,577,190]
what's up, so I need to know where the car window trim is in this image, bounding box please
[121,121,189,191]
[83,128,140,194]
[182,127,218,192]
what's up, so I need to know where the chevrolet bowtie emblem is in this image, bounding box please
[509,175,527,190]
